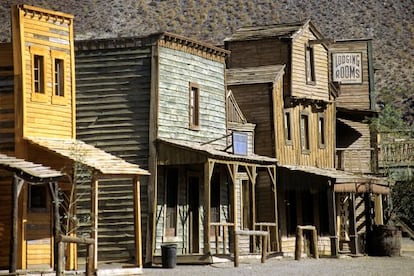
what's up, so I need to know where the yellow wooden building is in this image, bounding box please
[0,5,148,273]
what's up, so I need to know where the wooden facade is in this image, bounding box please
[225,20,390,257]
[0,5,148,273]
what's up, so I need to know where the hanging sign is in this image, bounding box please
[332,52,362,84]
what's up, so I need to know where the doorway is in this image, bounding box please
[188,176,200,254]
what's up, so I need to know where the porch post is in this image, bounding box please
[203,160,213,254]
[133,175,142,268]
[349,193,359,255]
[91,177,99,270]
[10,175,24,273]
[327,180,338,256]
[49,181,61,271]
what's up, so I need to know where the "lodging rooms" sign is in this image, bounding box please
[332,52,362,84]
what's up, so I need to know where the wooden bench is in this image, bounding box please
[234,229,268,267]
[294,225,319,260]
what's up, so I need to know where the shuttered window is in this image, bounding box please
[189,82,200,129]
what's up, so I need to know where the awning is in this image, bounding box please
[279,164,390,194]
[0,153,63,182]
[157,138,277,166]
[26,137,149,176]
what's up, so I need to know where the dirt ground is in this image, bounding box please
[143,255,414,276]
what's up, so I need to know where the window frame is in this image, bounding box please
[305,43,316,85]
[300,111,310,154]
[30,46,48,102]
[284,109,293,145]
[189,82,200,130]
[51,50,68,105]
[28,184,48,213]
[318,113,326,148]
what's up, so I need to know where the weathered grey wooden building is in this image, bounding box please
[225,20,389,257]
[75,32,278,265]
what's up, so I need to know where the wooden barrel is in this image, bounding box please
[367,225,402,256]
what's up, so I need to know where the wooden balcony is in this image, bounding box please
[378,140,414,169]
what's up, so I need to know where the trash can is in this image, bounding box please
[161,243,177,268]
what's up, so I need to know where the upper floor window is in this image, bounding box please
[189,82,200,129]
[305,44,316,84]
[28,184,48,212]
[318,113,326,148]
[300,112,310,153]
[54,58,64,97]
[284,109,292,145]
[33,55,45,93]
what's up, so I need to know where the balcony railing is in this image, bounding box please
[378,140,414,168]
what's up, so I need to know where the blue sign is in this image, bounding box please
[233,132,248,156]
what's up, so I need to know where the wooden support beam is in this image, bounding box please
[203,160,214,254]
[91,177,99,270]
[327,183,338,256]
[349,193,359,255]
[295,225,318,260]
[49,182,61,272]
[133,175,142,268]
[9,175,23,273]
[233,230,268,267]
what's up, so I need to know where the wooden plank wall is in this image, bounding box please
[336,118,372,173]
[229,83,275,158]
[15,6,75,139]
[0,172,12,268]
[75,41,152,262]
[329,41,371,110]
[0,43,14,155]
[291,28,330,101]
[157,46,227,147]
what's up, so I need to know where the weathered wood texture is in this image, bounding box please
[290,27,329,101]
[0,173,13,268]
[157,46,227,147]
[329,40,373,110]
[0,43,14,155]
[13,5,75,140]
[75,38,153,262]
[336,118,373,173]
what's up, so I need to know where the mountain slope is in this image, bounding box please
[1,0,413,124]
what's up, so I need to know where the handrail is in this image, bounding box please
[210,222,234,255]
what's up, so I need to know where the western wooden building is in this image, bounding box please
[225,20,389,256]
[0,5,148,273]
[75,32,278,264]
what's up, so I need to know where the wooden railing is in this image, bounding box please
[336,147,375,173]
[254,222,278,253]
[210,222,234,255]
[379,140,414,168]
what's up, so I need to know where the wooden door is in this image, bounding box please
[188,176,200,254]
[25,184,52,269]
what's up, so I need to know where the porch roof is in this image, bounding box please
[0,153,63,182]
[226,65,285,86]
[26,137,150,176]
[279,164,390,193]
[157,138,277,166]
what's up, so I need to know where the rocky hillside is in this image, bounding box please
[1,0,413,124]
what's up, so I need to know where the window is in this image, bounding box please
[211,173,220,223]
[189,82,200,129]
[318,113,326,148]
[300,113,310,152]
[165,168,178,237]
[284,110,292,145]
[33,55,44,93]
[305,44,316,84]
[54,58,64,97]
[28,184,48,212]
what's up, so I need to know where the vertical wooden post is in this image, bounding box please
[312,228,319,259]
[327,183,338,257]
[261,235,267,263]
[349,193,359,255]
[203,160,212,254]
[86,243,94,276]
[251,167,257,252]
[9,175,22,273]
[222,225,226,254]
[234,232,239,267]
[133,176,142,268]
[49,182,61,272]
[91,177,99,270]
[57,240,64,276]
[295,226,303,260]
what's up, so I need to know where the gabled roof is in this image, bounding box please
[26,137,149,176]
[226,65,285,86]
[0,153,63,182]
[224,19,323,42]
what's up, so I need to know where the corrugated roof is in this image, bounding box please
[226,65,285,86]
[279,164,389,185]
[158,138,277,165]
[27,137,149,176]
[0,153,63,181]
